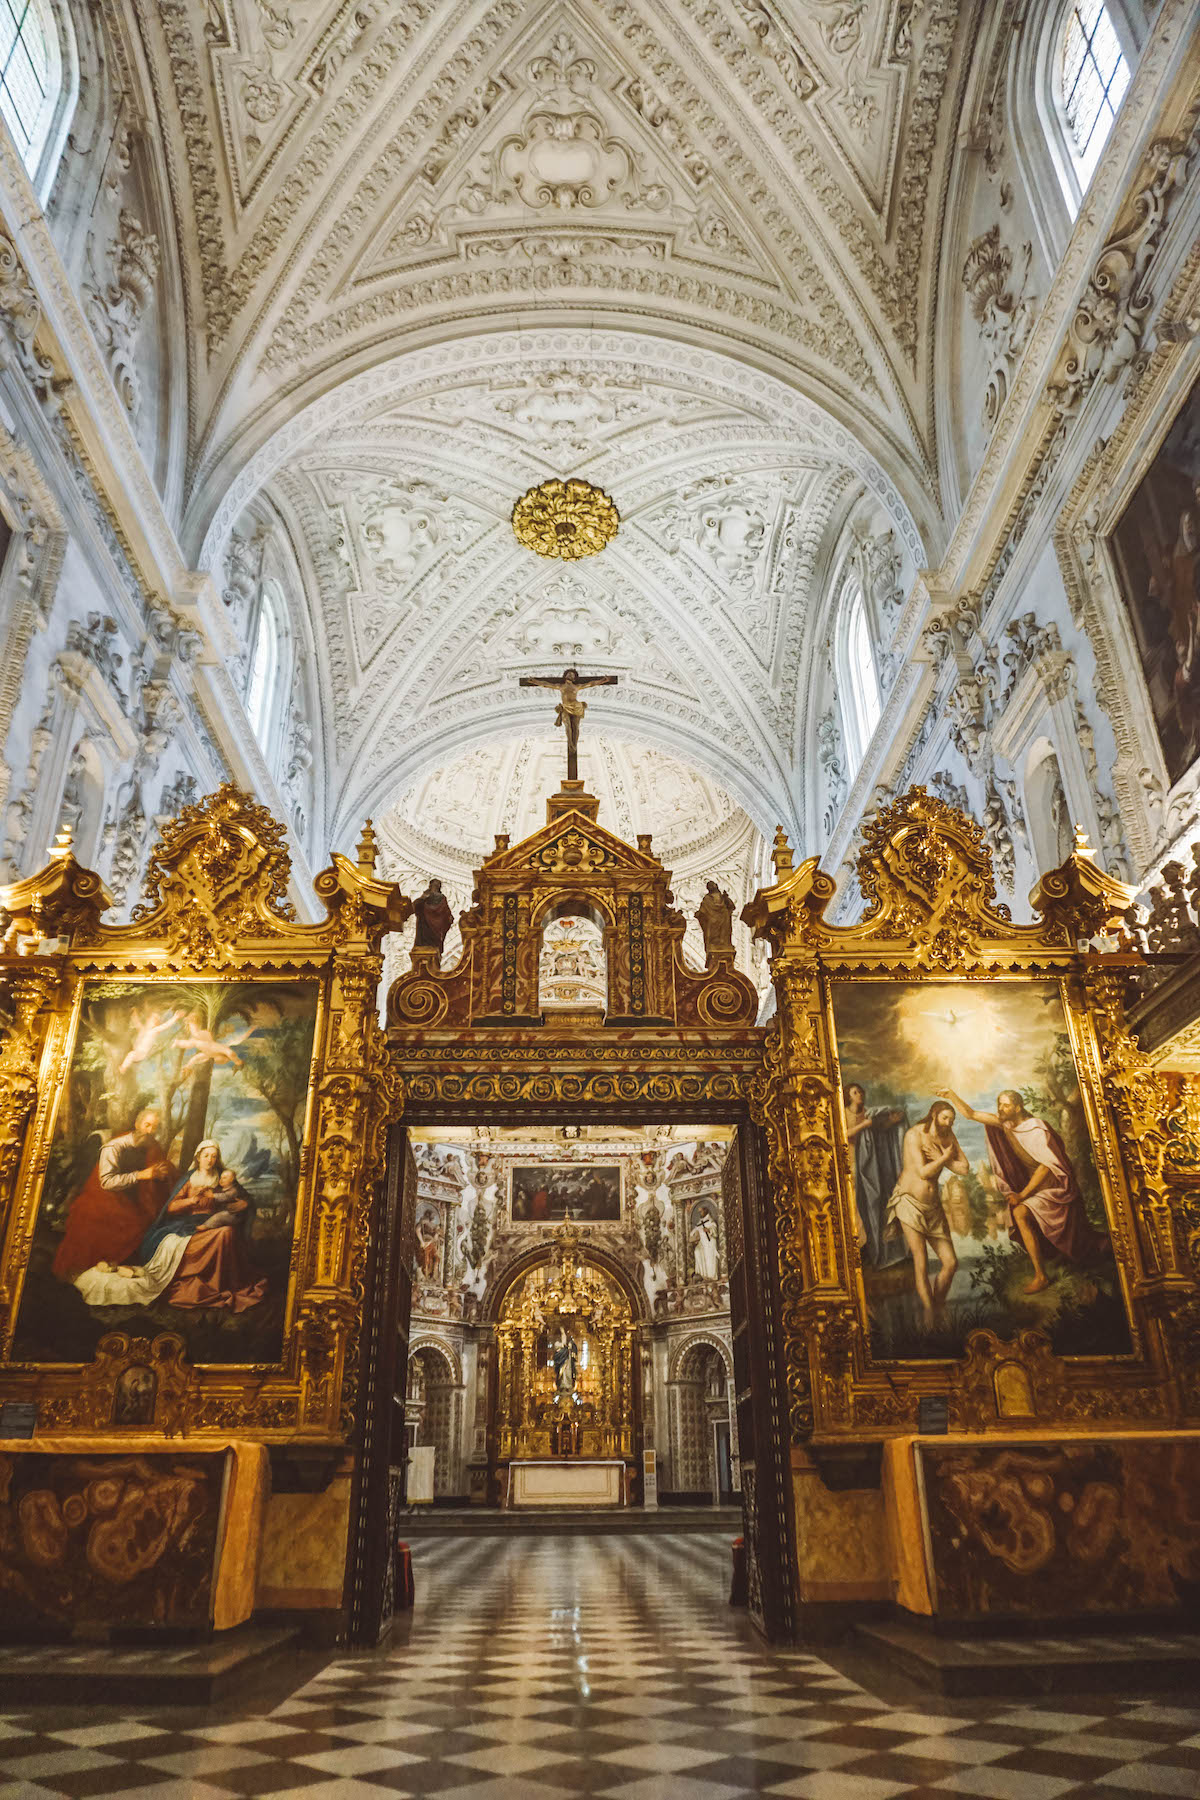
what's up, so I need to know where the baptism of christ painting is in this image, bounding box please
[830,979,1132,1362]
[10,979,319,1367]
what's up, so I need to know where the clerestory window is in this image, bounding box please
[1059,1,1130,187]
[247,593,279,741]
[844,587,881,765]
[0,0,60,179]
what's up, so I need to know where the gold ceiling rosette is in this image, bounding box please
[511,477,619,560]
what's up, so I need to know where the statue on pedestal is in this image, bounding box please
[413,878,453,953]
[695,880,735,959]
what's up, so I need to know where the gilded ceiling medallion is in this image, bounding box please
[511,477,619,560]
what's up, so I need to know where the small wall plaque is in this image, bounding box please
[0,1401,38,1439]
[918,1396,949,1435]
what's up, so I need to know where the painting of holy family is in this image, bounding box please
[9,979,318,1366]
[831,980,1132,1361]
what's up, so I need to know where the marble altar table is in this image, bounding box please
[506,1459,626,1508]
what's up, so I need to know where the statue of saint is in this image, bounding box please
[413,878,453,952]
[695,880,735,958]
[518,667,618,781]
[551,1324,579,1395]
[690,1209,720,1281]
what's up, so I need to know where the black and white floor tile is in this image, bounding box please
[2,1533,1200,1797]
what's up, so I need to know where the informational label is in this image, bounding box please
[642,1448,658,1509]
[0,1401,37,1439]
[918,1395,950,1435]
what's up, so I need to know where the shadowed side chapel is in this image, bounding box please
[1,0,1200,1791]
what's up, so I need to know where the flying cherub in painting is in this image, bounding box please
[117,1007,184,1075]
[175,1006,274,1074]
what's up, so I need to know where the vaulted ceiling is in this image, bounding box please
[133,0,981,841]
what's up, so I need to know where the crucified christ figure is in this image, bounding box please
[518,668,618,781]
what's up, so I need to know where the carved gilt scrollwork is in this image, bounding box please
[743,786,1187,1441]
[0,788,407,1443]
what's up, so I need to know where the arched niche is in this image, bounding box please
[537,899,609,1016]
[1024,737,1074,875]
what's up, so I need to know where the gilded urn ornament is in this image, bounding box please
[511,477,619,560]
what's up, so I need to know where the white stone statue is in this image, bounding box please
[690,1211,719,1281]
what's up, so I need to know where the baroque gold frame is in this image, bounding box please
[744,788,1200,1443]
[0,787,407,1442]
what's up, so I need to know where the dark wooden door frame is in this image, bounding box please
[345,1123,415,1646]
[348,1096,797,1645]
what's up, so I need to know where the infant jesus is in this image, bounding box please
[196,1166,251,1232]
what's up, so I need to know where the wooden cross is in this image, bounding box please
[518,668,619,782]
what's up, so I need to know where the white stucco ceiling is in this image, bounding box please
[148,0,972,852]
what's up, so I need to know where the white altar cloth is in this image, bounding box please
[506,1459,626,1508]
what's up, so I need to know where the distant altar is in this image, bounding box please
[506,1460,627,1508]
[492,1226,637,1503]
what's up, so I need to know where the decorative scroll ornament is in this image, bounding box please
[512,477,619,561]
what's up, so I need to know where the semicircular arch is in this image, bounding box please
[484,1240,648,1327]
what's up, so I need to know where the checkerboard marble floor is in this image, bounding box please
[3,1532,1200,1798]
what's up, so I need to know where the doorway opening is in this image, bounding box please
[398,1123,739,1512]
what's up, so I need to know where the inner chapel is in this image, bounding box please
[2,2,1200,1794]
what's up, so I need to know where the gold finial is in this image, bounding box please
[1073,822,1094,857]
[49,826,73,860]
[773,825,794,875]
[356,817,378,874]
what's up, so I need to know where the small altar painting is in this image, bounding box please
[0,1448,226,1633]
[510,1164,621,1222]
[10,979,319,1367]
[918,1439,1200,1618]
[1109,371,1200,784]
[831,979,1130,1361]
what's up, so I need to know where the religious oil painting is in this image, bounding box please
[10,979,319,1367]
[510,1164,622,1223]
[1109,370,1200,785]
[831,979,1131,1362]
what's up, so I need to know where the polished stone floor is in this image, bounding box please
[2,1533,1200,1797]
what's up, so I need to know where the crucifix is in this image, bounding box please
[519,667,619,782]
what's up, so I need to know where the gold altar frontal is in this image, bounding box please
[494,1226,636,1494]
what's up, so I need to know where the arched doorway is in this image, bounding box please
[406,1342,461,1501]
[669,1337,736,1505]
[352,790,795,1645]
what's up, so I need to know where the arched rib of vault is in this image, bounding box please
[190,331,935,575]
[333,709,794,855]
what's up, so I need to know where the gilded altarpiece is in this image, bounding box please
[742,790,1200,1617]
[744,790,1200,1443]
[0,788,406,1444]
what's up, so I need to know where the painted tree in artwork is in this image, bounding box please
[235,1014,314,1195]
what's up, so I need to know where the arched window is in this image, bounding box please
[838,586,881,771]
[246,598,277,739]
[0,0,63,183]
[1058,2,1130,186]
